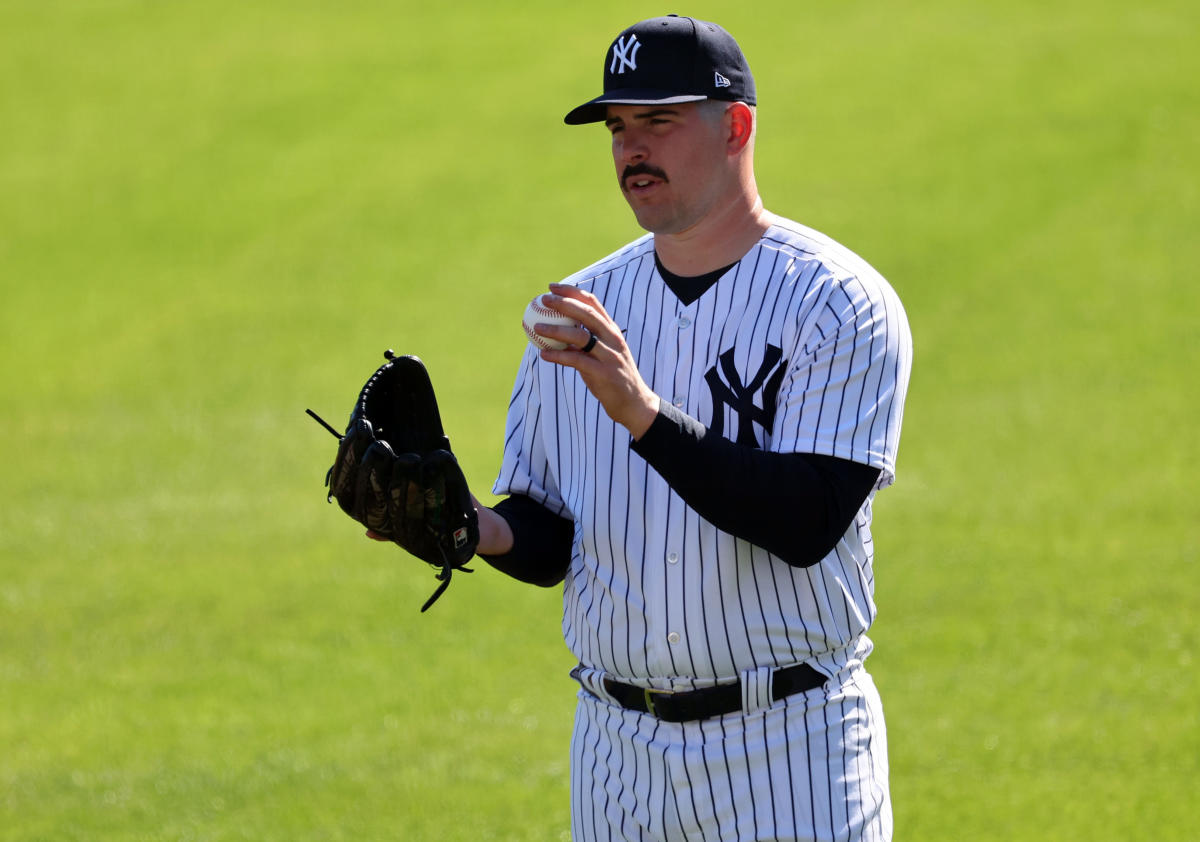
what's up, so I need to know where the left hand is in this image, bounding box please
[535,283,659,440]
[370,493,512,554]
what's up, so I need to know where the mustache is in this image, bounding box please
[621,163,669,186]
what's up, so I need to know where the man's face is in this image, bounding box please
[604,102,731,236]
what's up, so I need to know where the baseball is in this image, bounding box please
[522,294,579,351]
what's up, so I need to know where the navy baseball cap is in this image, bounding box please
[564,15,756,125]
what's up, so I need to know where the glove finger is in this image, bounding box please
[355,440,397,534]
[421,450,480,566]
[388,452,442,563]
[329,417,376,513]
[389,451,423,523]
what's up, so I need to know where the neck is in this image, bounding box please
[653,191,771,277]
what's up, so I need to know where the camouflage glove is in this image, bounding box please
[309,351,479,611]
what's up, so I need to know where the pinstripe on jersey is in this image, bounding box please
[494,214,912,687]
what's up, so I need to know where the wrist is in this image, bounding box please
[626,392,662,441]
[473,500,515,555]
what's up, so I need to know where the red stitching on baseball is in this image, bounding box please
[523,320,561,350]
[530,299,560,319]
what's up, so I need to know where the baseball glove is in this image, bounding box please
[308,351,479,611]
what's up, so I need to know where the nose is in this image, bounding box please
[615,126,649,166]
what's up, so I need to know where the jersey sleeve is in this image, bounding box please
[492,345,571,516]
[773,272,912,488]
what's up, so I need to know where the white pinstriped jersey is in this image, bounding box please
[494,213,912,687]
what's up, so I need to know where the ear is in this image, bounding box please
[725,102,755,154]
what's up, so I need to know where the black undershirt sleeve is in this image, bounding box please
[630,399,882,568]
[477,494,574,587]
[478,400,882,582]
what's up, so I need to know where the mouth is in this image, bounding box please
[622,165,668,195]
[627,176,659,191]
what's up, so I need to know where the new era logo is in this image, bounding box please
[714,71,731,89]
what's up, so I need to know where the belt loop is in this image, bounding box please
[571,663,619,706]
[740,665,774,715]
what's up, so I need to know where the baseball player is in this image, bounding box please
[470,15,912,842]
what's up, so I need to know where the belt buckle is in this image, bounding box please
[643,687,672,717]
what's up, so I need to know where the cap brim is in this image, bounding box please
[564,91,708,125]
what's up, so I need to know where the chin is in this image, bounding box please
[631,208,683,236]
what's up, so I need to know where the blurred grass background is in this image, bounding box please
[1,1,1196,840]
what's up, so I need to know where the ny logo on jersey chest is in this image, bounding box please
[704,345,787,448]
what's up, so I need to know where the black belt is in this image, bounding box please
[601,663,827,723]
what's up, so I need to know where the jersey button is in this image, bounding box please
[667,632,681,645]
[667,552,679,564]
[677,316,692,329]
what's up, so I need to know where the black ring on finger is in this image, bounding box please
[581,331,599,353]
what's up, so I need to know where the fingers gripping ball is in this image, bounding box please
[522,294,580,351]
[313,351,480,612]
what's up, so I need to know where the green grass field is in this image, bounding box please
[2,1,1197,839]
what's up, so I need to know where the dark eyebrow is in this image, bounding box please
[634,108,680,120]
[605,107,682,129]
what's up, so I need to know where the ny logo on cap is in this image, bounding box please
[610,34,641,74]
